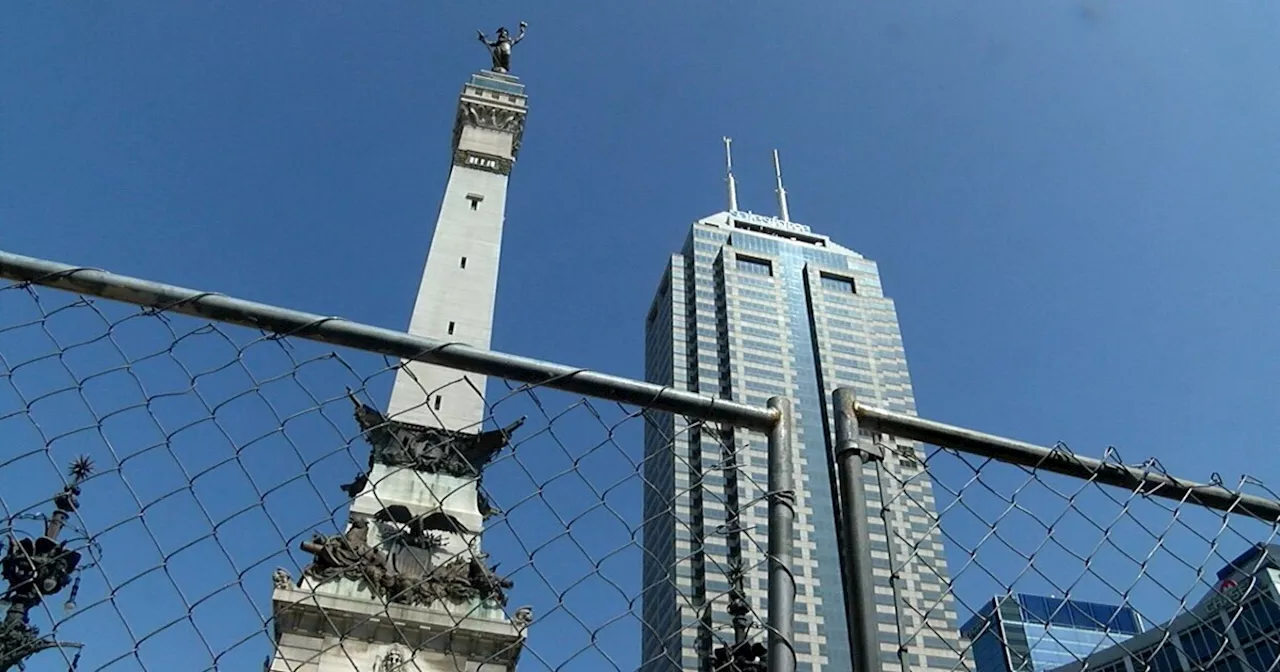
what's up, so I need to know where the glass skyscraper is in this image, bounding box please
[640,207,968,671]
[961,594,1144,672]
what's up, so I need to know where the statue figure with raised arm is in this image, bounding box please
[477,22,527,73]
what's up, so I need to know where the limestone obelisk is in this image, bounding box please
[268,25,531,672]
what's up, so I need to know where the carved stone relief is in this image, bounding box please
[454,101,526,158]
[298,515,513,608]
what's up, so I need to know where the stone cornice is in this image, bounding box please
[453,100,526,158]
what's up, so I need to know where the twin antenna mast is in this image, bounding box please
[722,137,792,223]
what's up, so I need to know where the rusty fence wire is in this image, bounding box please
[833,393,1280,672]
[0,253,791,672]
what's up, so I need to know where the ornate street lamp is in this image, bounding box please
[0,456,97,671]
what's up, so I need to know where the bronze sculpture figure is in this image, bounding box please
[477,23,527,74]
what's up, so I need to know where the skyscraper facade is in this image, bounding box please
[961,594,1144,672]
[640,180,968,670]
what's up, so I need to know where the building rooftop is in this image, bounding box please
[1217,542,1280,582]
[962,594,1144,637]
[1048,542,1280,672]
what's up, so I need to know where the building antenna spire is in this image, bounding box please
[773,149,791,222]
[723,137,739,212]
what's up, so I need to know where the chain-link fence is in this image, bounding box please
[2,250,1279,672]
[0,252,793,672]
[832,392,1280,672]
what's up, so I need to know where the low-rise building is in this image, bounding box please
[1050,543,1280,672]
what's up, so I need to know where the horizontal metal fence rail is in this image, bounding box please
[0,250,777,433]
[12,249,1278,672]
[851,400,1280,522]
[0,251,798,672]
[829,388,1280,672]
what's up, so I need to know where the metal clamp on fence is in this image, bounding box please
[834,433,884,464]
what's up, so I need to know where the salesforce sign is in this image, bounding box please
[729,210,812,234]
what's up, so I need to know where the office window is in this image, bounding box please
[740,313,778,326]
[1133,644,1181,672]
[736,256,773,276]
[742,352,784,368]
[694,227,728,242]
[820,273,856,294]
[1232,595,1280,644]
[743,366,785,381]
[1244,639,1280,671]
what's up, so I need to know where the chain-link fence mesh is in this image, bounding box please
[0,279,780,672]
[868,429,1280,672]
[6,265,1280,672]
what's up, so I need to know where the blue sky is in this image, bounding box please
[4,1,1280,670]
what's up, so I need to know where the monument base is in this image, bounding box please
[269,586,524,671]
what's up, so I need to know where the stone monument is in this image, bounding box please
[267,25,533,672]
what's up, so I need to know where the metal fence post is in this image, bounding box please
[832,388,884,672]
[766,397,796,672]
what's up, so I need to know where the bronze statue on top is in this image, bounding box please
[477,22,527,74]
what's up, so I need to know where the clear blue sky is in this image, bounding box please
[4,2,1280,670]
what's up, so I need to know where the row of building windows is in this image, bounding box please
[829,341,871,356]
[741,338,778,352]
[880,359,908,373]
[693,241,721,253]
[731,231,782,255]
[736,299,777,314]
[827,328,871,346]
[737,287,777,302]
[819,273,856,294]
[693,226,728,242]
[742,352,785,367]
[739,325,781,339]
[833,356,873,371]
[736,256,773,276]
[826,306,869,320]
[738,279,777,293]
[744,380,788,395]
[739,312,779,326]
[825,306,900,325]
[834,370,875,385]
[742,366,786,381]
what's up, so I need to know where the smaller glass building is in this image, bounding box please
[1050,543,1280,672]
[962,594,1145,671]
